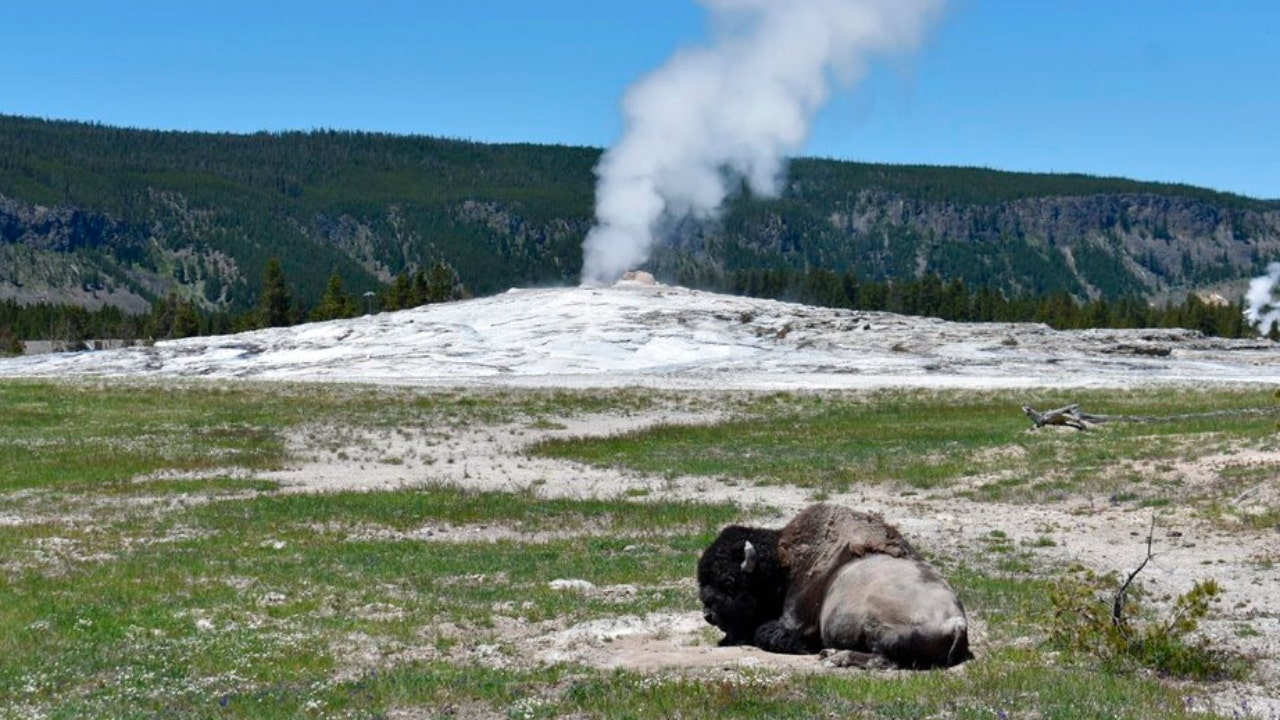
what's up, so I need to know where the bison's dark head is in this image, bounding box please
[697,525,786,646]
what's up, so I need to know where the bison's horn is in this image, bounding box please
[741,541,758,572]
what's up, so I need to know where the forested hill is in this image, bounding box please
[2,114,1277,315]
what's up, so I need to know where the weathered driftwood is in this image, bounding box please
[1023,403,1280,431]
[1021,404,1098,431]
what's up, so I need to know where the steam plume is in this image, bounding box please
[581,0,944,285]
[1245,262,1280,336]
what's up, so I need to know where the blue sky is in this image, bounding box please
[3,1,1278,199]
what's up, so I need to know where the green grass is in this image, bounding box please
[0,379,667,492]
[532,387,1280,503]
[534,390,1026,493]
[324,653,1207,720]
[0,485,739,717]
[0,493,1212,719]
[182,483,738,534]
[0,379,1268,718]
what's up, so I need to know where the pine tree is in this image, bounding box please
[173,297,201,338]
[52,313,87,352]
[310,273,357,321]
[426,261,460,303]
[935,278,959,320]
[385,272,413,311]
[412,270,429,307]
[258,258,293,328]
[145,292,200,339]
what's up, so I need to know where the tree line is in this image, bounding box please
[1,257,468,354]
[697,267,1265,339]
[3,262,1267,358]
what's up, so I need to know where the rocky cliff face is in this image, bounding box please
[646,189,1279,302]
[0,192,250,312]
[875,191,1275,297]
[0,194,152,311]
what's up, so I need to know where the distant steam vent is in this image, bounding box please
[1245,262,1280,336]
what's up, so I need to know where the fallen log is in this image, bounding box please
[1022,403,1280,431]
[1022,404,1093,431]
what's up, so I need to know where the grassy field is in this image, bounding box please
[534,387,1280,508]
[1,379,1276,718]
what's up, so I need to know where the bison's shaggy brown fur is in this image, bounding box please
[698,503,972,669]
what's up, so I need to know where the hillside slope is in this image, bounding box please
[2,115,1277,313]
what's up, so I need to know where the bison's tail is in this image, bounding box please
[943,617,973,667]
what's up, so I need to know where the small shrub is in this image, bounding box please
[1049,564,1249,681]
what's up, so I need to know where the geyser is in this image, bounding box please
[1245,262,1280,336]
[580,0,944,286]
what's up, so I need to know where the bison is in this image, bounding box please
[698,503,971,669]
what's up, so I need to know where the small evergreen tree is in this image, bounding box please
[412,270,430,307]
[385,272,413,311]
[173,296,201,338]
[52,313,87,352]
[426,261,461,303]
[258,258,293,328]
[145,292,202,339]
[310,273,357,321]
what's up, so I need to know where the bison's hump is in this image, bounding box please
[779,504,917,585]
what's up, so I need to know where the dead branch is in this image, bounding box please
[1112,513,1158,633]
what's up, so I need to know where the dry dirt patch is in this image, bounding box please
[244,403,1280,714]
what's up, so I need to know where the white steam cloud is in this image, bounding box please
[581,0,944,285]
[1245,262,1280,336]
